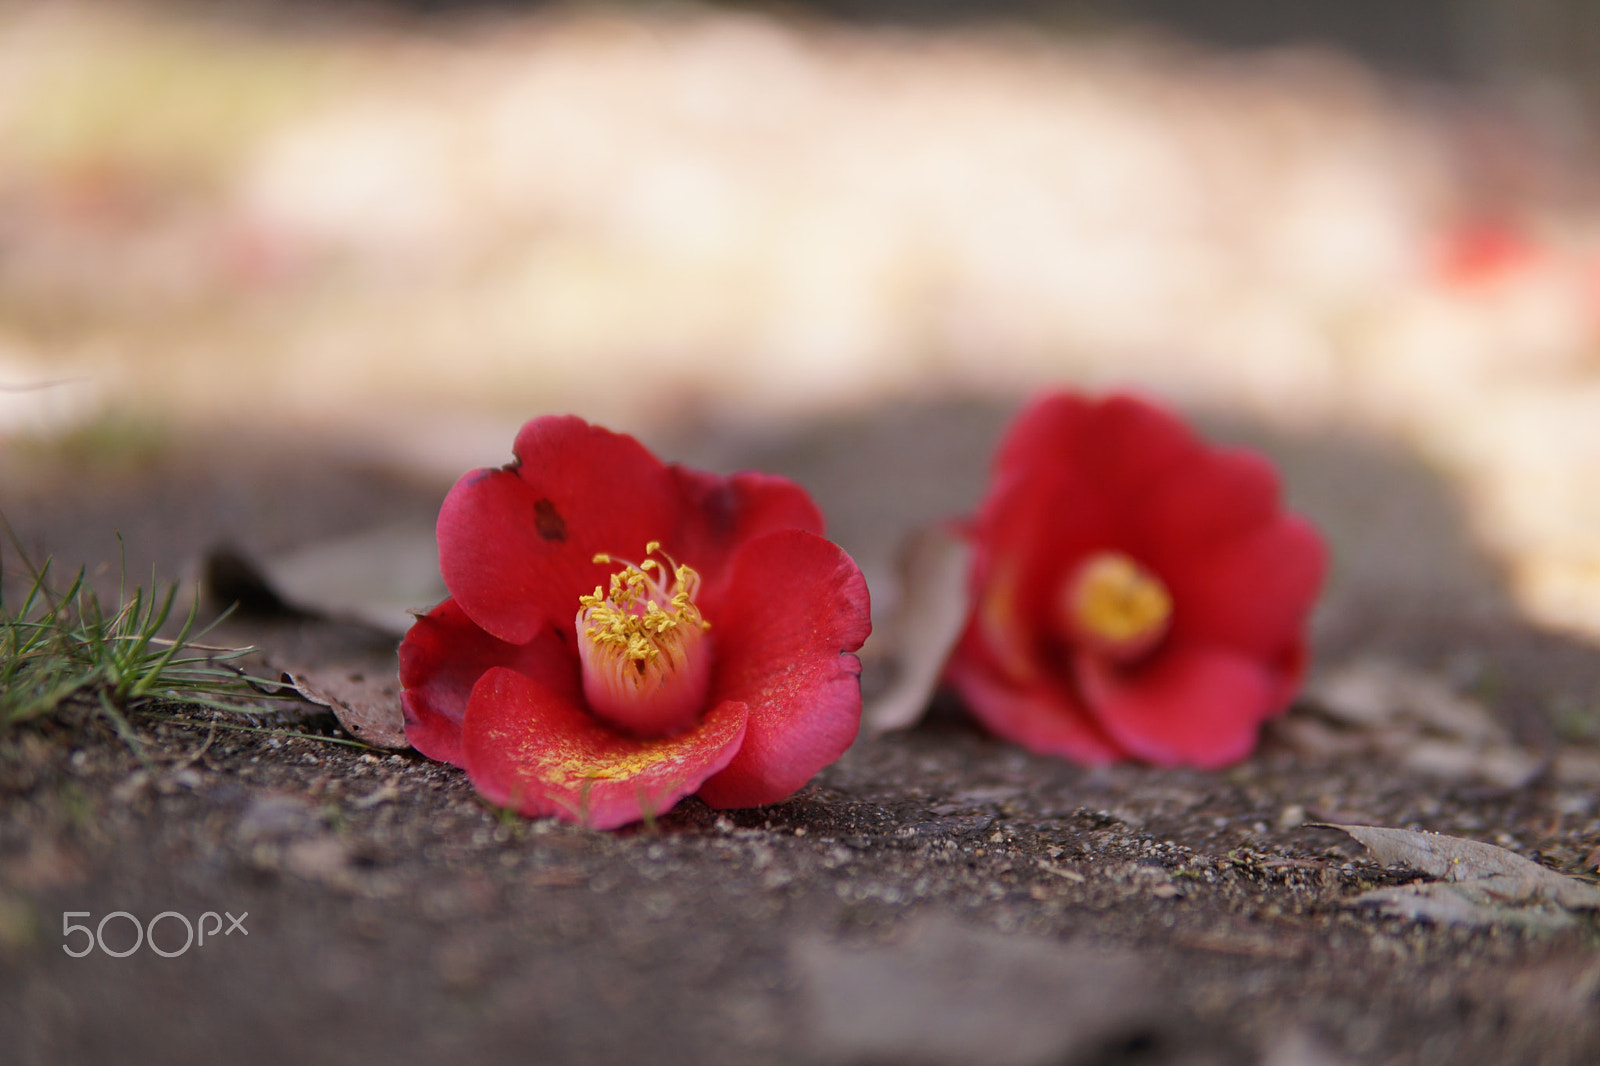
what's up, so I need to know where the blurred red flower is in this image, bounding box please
[400,416,870,828]
[944,392,1325,768]
[1433,216,1544,290]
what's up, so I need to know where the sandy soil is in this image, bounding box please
[3,398,1598,1066]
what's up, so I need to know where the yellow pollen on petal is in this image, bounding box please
[576,542,712,735]
[977,560,1041,685]
[541,740,691,784]
[1062,551,1172,660]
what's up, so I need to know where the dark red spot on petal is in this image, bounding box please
[534,499,567,542]
[700,481,738,538]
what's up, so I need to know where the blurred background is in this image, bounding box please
[4,0,1600,641]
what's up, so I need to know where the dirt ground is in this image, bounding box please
[3,397,1600,1066]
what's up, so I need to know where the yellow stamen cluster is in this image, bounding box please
[576,541,713,736]
[1063,551,1172,661]
[578,541,709,667]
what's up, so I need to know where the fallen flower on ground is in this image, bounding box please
[400,416,871,828]
[944,392,1325,768]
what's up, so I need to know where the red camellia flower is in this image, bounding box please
[399,416,871,829]
[944,392,1325,768]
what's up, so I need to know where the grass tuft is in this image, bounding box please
[1,516,282,743]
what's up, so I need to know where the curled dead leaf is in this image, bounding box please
[285,668,409,749]
[1276,658,1544,787]
[1320,823,1597,899]
[1317,823,1600,929]
[1353,883,1577,932]
[203,523,443,635]
[861,525,971,736]
[1310,659,1502,740]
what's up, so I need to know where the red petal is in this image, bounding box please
[1129,447,1281,559]
[1083,394,1207,502]
[695,530,871,809]
[977,394,1109,581]
[438,416,679,644]
[1265,640,1311,712]
[989,391,1093,479]
[993,392,1203,514]
[967,392,1202,663]
[399,597,581,766]
[668,467,826,594]
[460,667,748,830]
[977,463,1117,576]
[1076,647,1279,768]
[1165,514,1326,660]
[962,550,1051,688]
[944,639,1125,763]
[967,460,1118,676]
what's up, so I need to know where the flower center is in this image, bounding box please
[1060,551,1172,664]
[576,541,712,737]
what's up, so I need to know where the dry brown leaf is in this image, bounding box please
[1282,658,1543,787]
[1310,659,1502,740]
[1353,883,1577,932]
[285,668,409,749]
[862,526,971,736]
[1320,823,1600,911]
[203,525,443,635]
[1399,738,1543,788]
[265,523,443,635]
